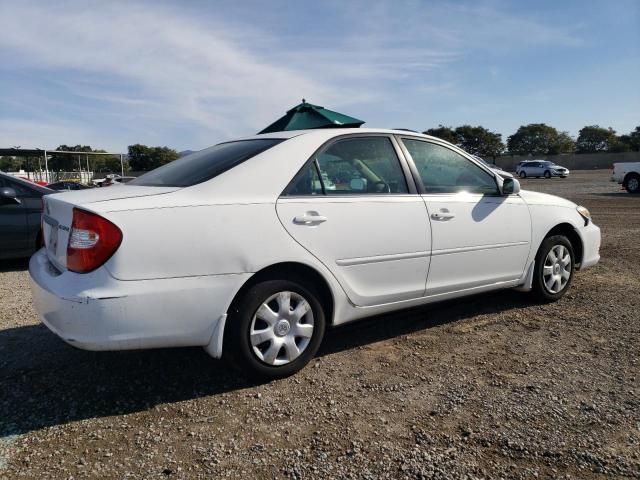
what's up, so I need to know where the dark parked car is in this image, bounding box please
[46,180,92,191]
[0,172,52,259]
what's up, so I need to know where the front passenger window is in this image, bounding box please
[402,139,498,195]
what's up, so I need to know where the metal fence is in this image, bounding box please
[6,170,95,184]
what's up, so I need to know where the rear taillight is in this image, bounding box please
[67,208,122,273]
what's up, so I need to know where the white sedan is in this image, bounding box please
[517,160,570,179]
[30,129,601,378]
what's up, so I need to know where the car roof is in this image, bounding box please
[233,127,440,144]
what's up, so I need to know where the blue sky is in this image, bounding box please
[1,0,638,152]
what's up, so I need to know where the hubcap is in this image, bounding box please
[249,291,314,366]
[629,178,639,191]
[274,320,291,336]
[543,245,572,294]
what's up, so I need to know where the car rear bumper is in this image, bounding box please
[579,222,601,269]
[29,249,249,354]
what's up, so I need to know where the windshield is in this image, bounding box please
[130,139,284,187]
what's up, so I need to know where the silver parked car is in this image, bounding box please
[516,160,569,179]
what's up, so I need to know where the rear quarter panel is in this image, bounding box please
[101,201,352,322]
[103,203,318,280]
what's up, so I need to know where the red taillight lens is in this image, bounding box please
[67,208,122,273]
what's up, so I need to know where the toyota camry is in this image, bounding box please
[30,129,601,378]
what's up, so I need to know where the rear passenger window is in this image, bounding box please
[285,137,408,195]
[286,161,324,195]
[402,139,498,195]
[7,180,34,197]
[130,139,284,187]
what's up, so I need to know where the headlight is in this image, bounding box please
[577,206,591,225]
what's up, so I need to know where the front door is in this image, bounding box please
[276,135,431,306]
[400,138,531,295]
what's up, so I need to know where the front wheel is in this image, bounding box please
[532,235,575,302]
[519,171,527,178]
[544,170,551,178]
[225,279,326,379]
[625,174,640,193]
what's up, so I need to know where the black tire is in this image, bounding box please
[224,279,326,380]
[544,170,551,179]
[532,235,575,302]
[625,173,640,194]
[519,171,527,178]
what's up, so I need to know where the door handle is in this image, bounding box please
[294,211,328,225]
[431,212,455,221]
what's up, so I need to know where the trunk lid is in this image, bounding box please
[42,186,178,271]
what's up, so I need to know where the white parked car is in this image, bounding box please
[30,129,601,378]
[611,162,640,193]
[517,160,569,179]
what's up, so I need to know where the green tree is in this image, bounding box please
[50,145,93,171]
[576,125,618,153]
[611,136,631,153]
[92,150,128,173]
[548,131,576,154]
[424,124,504,158]
[128,144,179,171]
[507,123,573,155]
[0,156,25,171]
[454,125,504,158]
[618,126,640,152]
[424,125,457,144]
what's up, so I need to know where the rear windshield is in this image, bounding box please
[130,139,284,187]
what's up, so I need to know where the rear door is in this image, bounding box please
[399,138,531,295]
[529,161,543,176]
[276,135,431,306]
[11,179,46,250]
[0,176,29,257]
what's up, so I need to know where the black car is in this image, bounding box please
[0,172,52,260]
[46,180,92,191]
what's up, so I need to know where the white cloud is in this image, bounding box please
[0,0,587,150]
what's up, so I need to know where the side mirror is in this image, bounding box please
[501,177,520,195]
[0,187,20,205]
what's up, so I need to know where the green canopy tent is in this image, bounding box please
[259,100,364,134]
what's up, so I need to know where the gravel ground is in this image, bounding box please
[1,170,638,479]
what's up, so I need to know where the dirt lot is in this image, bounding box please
[1,170,638,479]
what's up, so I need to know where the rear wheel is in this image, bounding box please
[225,279,326,379]
[625,173,640,193]
[519,171,527,178]
[532,235,575,302]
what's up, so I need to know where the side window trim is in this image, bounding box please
[313,159,326,195]
[394,135,427,195]
[281,133,419,197]
[398,136,500,196]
